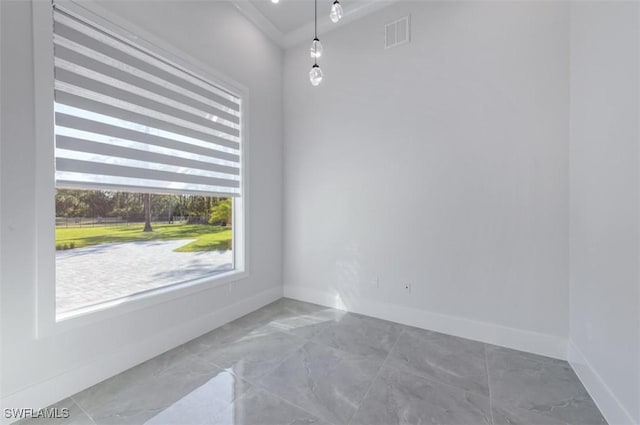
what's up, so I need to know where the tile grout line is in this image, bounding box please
[250,331,309,379]
[231,332,311,385]
[197,328,312,410]
[270,311,391,371]
[241,342,342,424]
[73,304,494,425]
[381,354,494,402]
[208,387,255,423]
[70,337,251,424]
[373,341,496,421]
[180,310,336,421]
[66,348,196,425]
[484,344,495,425]
[299,312,407,372]
[213,378,331,425]
[62,306,362,425]
[249,384,336,425]
[71,348,223,424]
[69,396,98,425]
[346,328,405,425]
[245,323,399,425]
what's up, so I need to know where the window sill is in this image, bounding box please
[40,269,249,337]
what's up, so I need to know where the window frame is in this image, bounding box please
[34,0,250,337]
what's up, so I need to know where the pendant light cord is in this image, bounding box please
[314,0,318,65]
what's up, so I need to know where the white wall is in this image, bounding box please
[0,0,283,417]
[568,3,640,424]
[283,1,571,358]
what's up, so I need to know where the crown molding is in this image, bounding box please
[282,0,400,48]
[232,0,286,47]
[233,0,400,50]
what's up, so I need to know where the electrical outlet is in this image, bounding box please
[403,283,412,293]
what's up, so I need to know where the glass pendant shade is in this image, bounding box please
[310,38,323,59]
[309,64,323,86]
[330,0,343,23]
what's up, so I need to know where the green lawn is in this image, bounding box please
[55,223,232,252]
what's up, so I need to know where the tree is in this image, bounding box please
[56,189,89,217]
[80,190,112,217]
[143,193,152,232]
[208,198,232,226]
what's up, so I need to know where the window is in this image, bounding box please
[51,5,245,319]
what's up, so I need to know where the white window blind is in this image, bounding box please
[53,7,242,197]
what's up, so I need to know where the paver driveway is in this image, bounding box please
[56,240,232,314]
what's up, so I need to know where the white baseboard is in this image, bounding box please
[1,286,282,425]
[568,341,637,425]
[283,285,568,360]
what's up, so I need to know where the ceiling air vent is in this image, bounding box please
[385,15,410,49]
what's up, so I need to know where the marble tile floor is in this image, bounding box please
[16,298,607,425]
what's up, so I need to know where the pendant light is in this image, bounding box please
[310,37,323,59]
[309,63,323,86]
[330,0,343,23]
[310,0,323,59]
[309,0,323,86]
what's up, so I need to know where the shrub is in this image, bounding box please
[209,199,232,226]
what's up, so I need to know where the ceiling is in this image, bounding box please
[249,0,317,34]
[248,0,369,34]
[234,0,398,48]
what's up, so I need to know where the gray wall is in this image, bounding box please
[283,1,570,356]
[569,3,639,424]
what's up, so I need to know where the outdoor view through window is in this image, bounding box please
[52,7,243,317]
[55,190,233,315]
